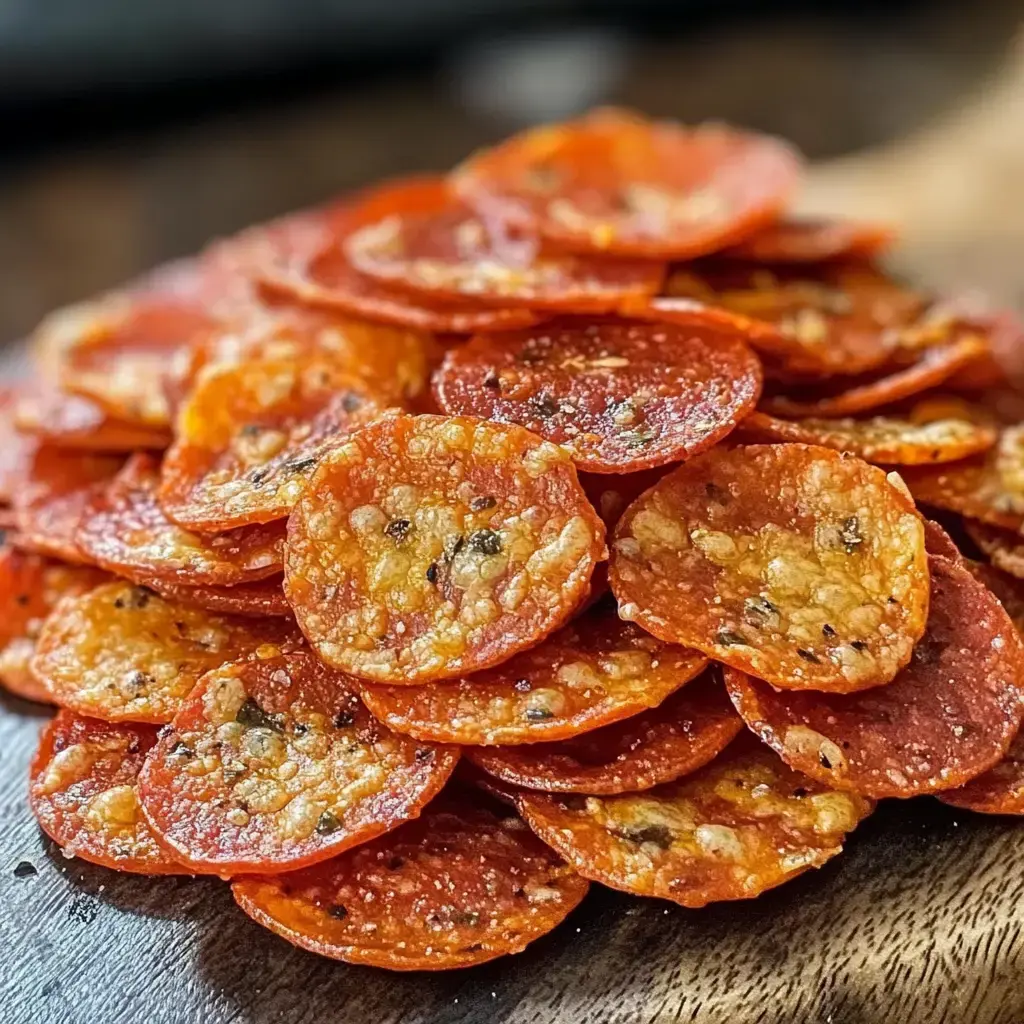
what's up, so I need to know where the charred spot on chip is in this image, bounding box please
[609,824,674,849]
[850,640,868,652]
[716,629,748,647]
[316,810,342,836]
[822,623,837,639]
[468,529,502,556]
[528,391,559,418]
[469,495,497,512]
[425,562,439,584]
[796,648,820,664]
[839,516,864,554]
[283,455,320,475]
[236,698,284,733]
[327,904,349,920]
[384,518,413,543]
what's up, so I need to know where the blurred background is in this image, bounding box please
[2,0,1024,342]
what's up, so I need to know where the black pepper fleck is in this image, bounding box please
[468,529,502,556]
[384,518,412,542]
[469,495,497,512]
[316,811,342,835]
[236,698,284,733]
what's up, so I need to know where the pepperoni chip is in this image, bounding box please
[29,712,191,874]
[144,576,291,618]
[359,603,707,745]
[77,454,285,587]
[32,581,297,724]
[345,182,664,312]
[965,520,1024,580]
[922,518,963,563]
[724,557,1024,799]
[138,650,459,873]
[610,444,929,692]
[468,668,743,794]
[0,548,108,703]
[736,404,996,466]
[763,334,989,418]
[940,731,1024,815]
[966,561,1024,634]
[14,391,170,452]
[901,426,1024,534]
[52,297,217,428]
[662,264,932,379]
[433,320,762,473]
[159,357,385,532]
[516,734,873,907]
[452,109,802,259]
[723,218,895,263]
[0,390,39,507]
[13,447,123,564]
[232,801,588,969]
[285,413,606,684]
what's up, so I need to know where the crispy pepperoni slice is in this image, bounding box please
[77,454,285,587]
[359,603,707,745]
[14,390,171,452]
[29,712,192,874]
[467,668,743,794]
[231,800,588,969]
[939,731,1024,815]
[452,109,802,259]
[13,448,123,564]
[762,334,989,418]
[432,319,762,473]
[723,218,895,263]
[965,561,1024,636]
[922,518,963,563]
[609,444,929,692]
[32,581,298,724]
[736,401,996,466]
[48,296,217,428]
[0,548,108,703]
[901,426,1024,534]
[138,650,459,873]
[285,413,606,684]
[345,182,664,312]
[662,264,932,379]
[159,357,385,532]
[724,556,1024,799]
[515,733,872,907]
[965,520,1024,580]
[144,576,291,618]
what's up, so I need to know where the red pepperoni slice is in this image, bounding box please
[939,731,1024,815]
[467,667,743,794]
[77,454,285,587]
[723,218,895,263]
[344,180,664,312]
[0,548,108,703]
[433,319,762,473]
[358,602,707,745]
[143,576,291,618]
[285,413,606,684]
[515,733,873,907]
[14,390,171,452]
[232,800,589,969]
[138,650,459,873]
[609,444,930,693]
[13,448,123,564]
[724,556,1024,799]
[30,712,194,874]
[452,109,802,259]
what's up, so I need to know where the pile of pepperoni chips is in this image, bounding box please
[6,107,1024,972]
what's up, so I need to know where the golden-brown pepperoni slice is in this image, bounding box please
[516,733,873,907]
[467,667,742,793]
[77,454,285,587]
[433,319,762,473]
[724,557,1024,799]
[0,548,108,703]
[30,712,194,874]
[723,218,895,263]
[736,402,996,466]
[14,390,171,451]
[939,731,1024,815]
[610,444,929,692]
[345,182,664,311]
[452,109,802,259]
[358,603,707,745]
[138,650,459,873]
[32,581,298,724]
[231,800,588,969]
[901,426,1024,534]
[159,357,385,532]
[285,413,606,684]
[13,448,123,564]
